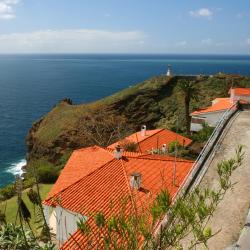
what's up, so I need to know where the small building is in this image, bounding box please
[108,126,192,153]
[190,98,233,132]
[229,87,250,104]
[43,146,194,249]
[190,87,250,132]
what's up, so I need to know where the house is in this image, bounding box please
[229,87,250,104]
[190,87,250,132]
[108,126,192,153]
[43,145,194,249]
[190,98,233,132]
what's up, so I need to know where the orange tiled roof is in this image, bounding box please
[108,129,192,153]
[43,146,194,249]
[191,98,233,115]
[231,88,250,96]
[46,146,115,200]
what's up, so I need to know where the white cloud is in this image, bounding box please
[189,8,213,19]
[0,0,20,19]
[0,29,147,53]
[201,38,213,45]
[246,38,250,45]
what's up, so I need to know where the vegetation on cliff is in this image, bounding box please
[25,74,250,176]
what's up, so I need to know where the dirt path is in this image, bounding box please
[198,111,250,249]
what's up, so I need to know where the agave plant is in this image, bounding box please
[0,223,55,250]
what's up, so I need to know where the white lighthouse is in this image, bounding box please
[166,64,172,77]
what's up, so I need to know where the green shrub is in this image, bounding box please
[0,184,16,201]
[58,150,72,168]
[192,123,214,142]
[168,140,181,154]
[23,178,35,189]
[37,165,59,184]
[27,159,59,184]
[0,178,35,202]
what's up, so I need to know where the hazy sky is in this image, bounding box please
[0,0,250,54]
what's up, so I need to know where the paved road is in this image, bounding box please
[198,111,250,250]
[231,209,250,250]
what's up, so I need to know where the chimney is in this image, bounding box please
[114,145,123,159]
[141,125,147,137]
[162,144,167,154]
[130,172,142,189]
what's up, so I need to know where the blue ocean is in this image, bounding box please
[1,54,250,187]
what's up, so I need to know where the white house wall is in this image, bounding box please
[43,205,86,244]
[55,206,86,243]
[191,110,226,131]
[190,122,203,132]
[233,95,250,103]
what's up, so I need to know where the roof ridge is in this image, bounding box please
[135,128,164,144]
[73,145,103,153]
[137,155,194,163]
[104,147,151,158]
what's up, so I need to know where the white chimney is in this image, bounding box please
[141,125,147,137]
[162,144,167,154]
[130,172,142,189]
[114,145,123,159]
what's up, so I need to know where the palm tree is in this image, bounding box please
[178,79,198,135]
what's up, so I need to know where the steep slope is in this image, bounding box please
[25,74,250,167]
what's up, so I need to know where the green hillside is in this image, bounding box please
[25,73,250,170]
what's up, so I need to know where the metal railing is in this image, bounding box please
[154,103,239,235]
[175,102,239,199]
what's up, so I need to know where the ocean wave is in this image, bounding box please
[6,159,26,176]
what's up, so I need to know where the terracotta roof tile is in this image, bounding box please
[232,88,250,96]
[58,152,193,249]
[191,98,233,115]
[46,146,114,200]
[43,145,194,249]
[108,129,192,153]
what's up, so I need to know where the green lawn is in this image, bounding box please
[0,184,53,234]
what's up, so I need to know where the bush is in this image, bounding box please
[26,159,59,184]
[168,140,181,154]
[192,123,214,142]
[23,178,35,189]
[0,184,16,201]
[37,165,59,184]
[0,178,35,202]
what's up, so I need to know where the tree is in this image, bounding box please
[178,80,198,135]
[78,107,134,147]
[73,145,244,249]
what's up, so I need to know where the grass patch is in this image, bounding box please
[0,184,53,233]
